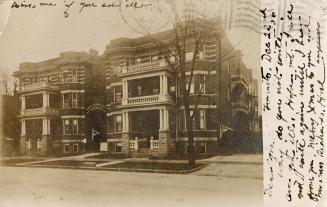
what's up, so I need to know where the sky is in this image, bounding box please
[0,0,260,69]
[0,0,261,101]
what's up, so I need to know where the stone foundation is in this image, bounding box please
[20,136,26,155]
[121,133,130,156]
[41,135,51,156]
[159,131,176,158]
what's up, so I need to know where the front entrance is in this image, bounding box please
[85,105,107,152]
[129,110,160,154]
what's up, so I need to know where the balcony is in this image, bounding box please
[116,60,169,75]
[20,82,59,93]
[20,108,60,117]
[122,94,174,107]
[231,74,249,89]
[231,101,249,113]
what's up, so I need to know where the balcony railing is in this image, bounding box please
[20,82,59,92]
[129,138,139,151]
[231,74,249,87]
[150,138,159,150]
[114,60,168,74]
[21,108,60,116]
[122,94,174,106]
[128,95,159,104]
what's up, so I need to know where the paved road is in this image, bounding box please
[0,166,263,207]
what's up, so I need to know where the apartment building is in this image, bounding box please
[104,19,260,158]
[14,19,259,157]
[14,51,102,156]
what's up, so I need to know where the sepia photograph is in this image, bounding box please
[0,0,265,206]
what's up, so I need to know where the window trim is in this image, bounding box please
[64,144,70,153]
[114,114,122,132]
[73,143,79,153]
[63,118,79,135]
[63,93,79,108]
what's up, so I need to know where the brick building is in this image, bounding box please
[1,94,20,156]
[14,19,259,157]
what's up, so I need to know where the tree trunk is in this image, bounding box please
[179,66,196,167]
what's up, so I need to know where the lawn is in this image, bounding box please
[102,161,206,171]
[0,158,45,165]
[33,160,108,167]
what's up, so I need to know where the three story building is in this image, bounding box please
[14,19,260,157]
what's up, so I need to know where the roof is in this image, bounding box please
[15,51,99,75]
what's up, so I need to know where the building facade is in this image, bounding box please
[14,19,260,157]
[15,51,102,156]
[1,94,20,156]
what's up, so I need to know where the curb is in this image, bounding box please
[0,163,208,174]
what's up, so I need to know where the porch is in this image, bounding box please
[119,109,176,157]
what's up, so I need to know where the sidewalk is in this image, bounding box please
[202,154,263,164]
[1,153,263,178]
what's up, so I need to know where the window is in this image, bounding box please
[64,119,70,134]
[137,86,142,96]
[186,52,193,61]
[73,119,78,134]
[200,142,206,153]
[188,110,196,129]
[115,142,122,152]
[63,93,79,108]
[64,119,79,134]
[114,86,122,102]
[72,93,78,107]
[73,143,79,152]
[114,115,122,132]
[72,69,77,82]
[199,51,204,60]
[64,144,70,153]
[199,75,205,94]
[63,94,72,108]
[199,109,205,129]
[25,94,43,109]
[186,77,194,94]
[63,71,70,82]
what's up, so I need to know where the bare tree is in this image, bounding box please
[122,2,245,166]
[0,70,17,95]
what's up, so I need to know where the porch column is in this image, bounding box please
[165,109,169,130]
[47,119,51,134]
[160,109,169,131]
[43,93,49,108]
[21,96,26,110]
[159,109,164,130]
[158,109,175,158]
[21,120,26,136]
[122,80,128,105]
[163,75,168,94]
[121,111,130,156]
[122,112,129,132]
[159,75,163,94]
[122,80,128,99]
[42,118,50,135]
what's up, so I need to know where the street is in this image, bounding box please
[0,166,263,207]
